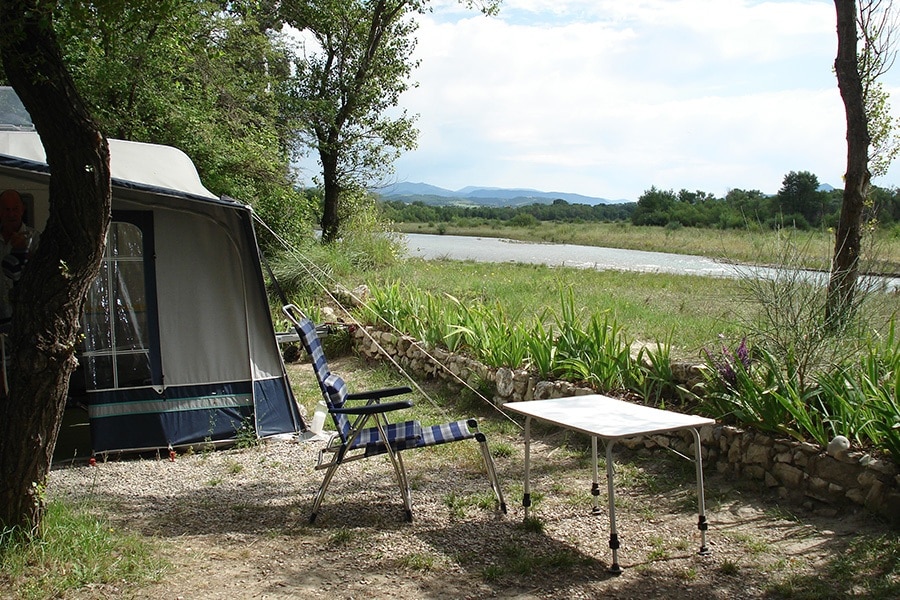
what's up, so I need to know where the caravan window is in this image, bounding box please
[81,216,159,390]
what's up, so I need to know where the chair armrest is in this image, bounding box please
[346,386,412,402]
[331,400,413,415]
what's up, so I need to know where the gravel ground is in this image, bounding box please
[40,358,898,599]
[45,426,896,599]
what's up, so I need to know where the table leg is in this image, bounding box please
[523,416,532,519]
[690,428,710,555]
[605,439,621,575]
[591,436,601,514]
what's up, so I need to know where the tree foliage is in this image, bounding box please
[51,0,307,247]
[281,0,500,243]
[632,186,676,226]
[380,177,900,233]
[2,1,503,247]
[858,0,900,177]
[283,0,421,243]
[775,170,830,229]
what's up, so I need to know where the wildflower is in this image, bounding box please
[703,337,750,387]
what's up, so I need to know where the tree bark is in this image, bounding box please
[828,0,870,327]
[320,146,340,243]
[0,0,111,532]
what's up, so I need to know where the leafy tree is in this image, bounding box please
[283,0,421,243]
[509,212,539,227]
[284,0,500,243]
[870,185,900,224]
[0,0,112,532]
[828,0,897,325]
[0,0,311,534]
[774,170,825,228]
[632,186,677,226]
[677,189,716,205]
[53,1,307,247]
[858,0,900,178]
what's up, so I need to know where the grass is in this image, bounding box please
[646,535,671,561]
[21,352,896,599]
[294,349,897,599]
[282,222,898,460]
[343,241,899,461]
[275,224,900,595]
[719,559,741,575]
[328,527,356,546]
[287,349,899,597]
[724,531,771,556]
[364,259,749,358]
[4,222,893,598]
[765,535,900,599]
[0,500,167,600]
[399,552,438,571]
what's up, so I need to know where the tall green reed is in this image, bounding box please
[364,274,899,463]
[364,284,657,396]
[633,335,678,407]
[699,324,900,461]
[523,312,556,379]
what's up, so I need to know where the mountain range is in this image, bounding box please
[375,182,624,207]
[375,181,838,208]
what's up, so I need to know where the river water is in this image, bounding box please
[402,232,900,292]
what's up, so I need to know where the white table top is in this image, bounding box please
[503,395,715,439]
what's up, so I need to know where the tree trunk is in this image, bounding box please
[320,147,340,243]
[828,0,870,327]
[0,1,111,532]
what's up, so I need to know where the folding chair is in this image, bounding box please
[283,304,506,523]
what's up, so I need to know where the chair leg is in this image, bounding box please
[309,455,342,524]
[375,420,415,521]
[395,451,414,522]
[475,432,507,514]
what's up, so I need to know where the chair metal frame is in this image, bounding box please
[283,304,506,523]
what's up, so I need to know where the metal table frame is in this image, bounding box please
[504,395,715,574]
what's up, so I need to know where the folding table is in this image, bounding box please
[503,394,715,574]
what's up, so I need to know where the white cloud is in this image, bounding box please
[296,1,900,200]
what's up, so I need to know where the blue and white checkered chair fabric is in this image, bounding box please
[419,419,475,447]
[356,419,423,457]
[281,304,506,523]
[294,316,353,438]
[321,373,352,440]
[351,420,476,457]
[296,317,329,384]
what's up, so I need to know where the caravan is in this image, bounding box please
[0,88,304,454]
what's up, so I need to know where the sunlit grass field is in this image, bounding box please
[286,221,898,361]
[365,259,751,359]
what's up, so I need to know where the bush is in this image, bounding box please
[363,285,670,398]
[695,227,899,461]
[509,213,540,228]
[698,323,899,461]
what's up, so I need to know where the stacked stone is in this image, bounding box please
[351,326,900,525]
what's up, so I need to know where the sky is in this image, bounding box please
[299,0,900,203]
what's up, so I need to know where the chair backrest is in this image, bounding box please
[289,311,352,440]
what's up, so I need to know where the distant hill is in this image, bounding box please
[375,182,623,207]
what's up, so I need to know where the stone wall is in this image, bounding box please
[351,326,900,526]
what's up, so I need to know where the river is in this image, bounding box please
[401,232,900,292]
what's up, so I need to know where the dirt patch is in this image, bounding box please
[42,359,898,599]
[45,436,896,599]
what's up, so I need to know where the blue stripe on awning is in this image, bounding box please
[88,393,253,419]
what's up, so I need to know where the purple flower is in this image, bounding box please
[703,337,749,387]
